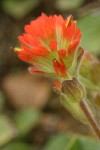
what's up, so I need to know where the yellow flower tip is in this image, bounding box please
[74,21,77,26]
[14,47,22,53]
[65,15,73,28]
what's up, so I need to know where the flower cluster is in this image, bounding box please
[15,13,81,83]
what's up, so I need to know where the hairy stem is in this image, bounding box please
[80,100,100,140]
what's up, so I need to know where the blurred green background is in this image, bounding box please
[0,0,100,149]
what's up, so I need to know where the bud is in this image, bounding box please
[61,77,84,102]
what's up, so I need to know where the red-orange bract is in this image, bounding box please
[15,13,81,80]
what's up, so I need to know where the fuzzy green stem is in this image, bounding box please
[80,100,100,140]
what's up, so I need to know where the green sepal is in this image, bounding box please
[69,47,84,76]
[60,95,87,124]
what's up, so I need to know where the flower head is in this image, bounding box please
[15,13,81,82]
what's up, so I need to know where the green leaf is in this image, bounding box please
[43,133,72,150]
[78,136,100,150]
[0,115,16,146]
[2,0,40,19]
[43,133,100,150]
[78,12,100,55]
[2,142,32,150]
[60,96,87,124]
[65,135,80,150]
[68,136,100,150]
[14,109,41,136]
[55,0,84,11]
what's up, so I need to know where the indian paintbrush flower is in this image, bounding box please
[14,13,82,84]
[14,13,86,120]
